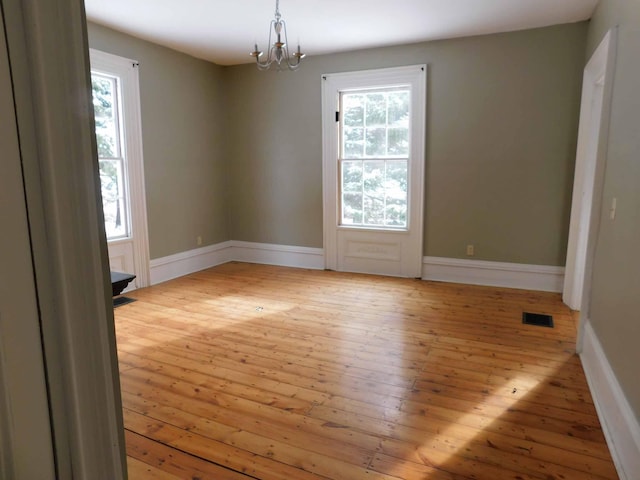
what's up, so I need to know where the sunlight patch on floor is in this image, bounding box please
[410,373,543,471]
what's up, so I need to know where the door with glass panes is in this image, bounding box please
[322,66,426,277]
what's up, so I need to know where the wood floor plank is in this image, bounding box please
[309,401,612,461]
[117,320,421,389]
[115,263,618,479]
[124,408,330,480]
[127,456,183,480]
[120,375,384,461]
[125,429,252,480]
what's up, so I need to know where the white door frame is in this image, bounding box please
[91,48,151,288]
[563,29,617,350]
[0,7,56,476]
[2,0,127,477]
[322,65,427,277]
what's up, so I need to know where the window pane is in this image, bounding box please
[388,128,409,156]
[365,127,386,156]
[365,93,386,126]
[388,91,409,126]
[363,160,385,225]
[344,127,364,158]
[99,159,128,239]
[343,94,364,127]
[342,193,363,224]
[91,75,119,158]
[384,161,408,227]
[342,161,362,192]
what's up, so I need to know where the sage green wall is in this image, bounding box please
[88,23,229,259]
[225,23,586,265]
[585,1,640,420]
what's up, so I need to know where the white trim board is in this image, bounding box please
[231,241,324,270]
[563,28,617,312]
[149,241,233,285]
[149,241,323,285]
[422,256,565,292]
[150,244,564,292]
[580,321,640,480]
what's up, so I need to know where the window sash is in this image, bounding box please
[339,86,411,229]
[92,71,130,241]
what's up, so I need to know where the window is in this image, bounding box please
[322,65,426,276]
[340,87,410,228]
[91,72,130,240]
[90,48,150,287]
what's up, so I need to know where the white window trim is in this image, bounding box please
[321,65,427,272]
[90,49,150,287]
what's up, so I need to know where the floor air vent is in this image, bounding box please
[522,312,554,328]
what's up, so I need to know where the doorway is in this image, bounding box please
[563,29,616,347]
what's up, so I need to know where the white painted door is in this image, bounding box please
[322,66,427,277]
[90,49,150,289]
[0,10,56,476]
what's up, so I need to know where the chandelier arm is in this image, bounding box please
[255,20,276,69]
[283,25,297,69]
[255,60,272,71]
[281,19,303,70]
[265,20,276,65]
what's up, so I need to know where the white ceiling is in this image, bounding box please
[84,0,598,66]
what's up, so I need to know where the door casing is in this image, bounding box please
[562,29,617,351]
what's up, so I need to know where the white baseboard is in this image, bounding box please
[230,241,324,270]
[149,241,233,285]
[580,321,640,480]
[150,247,564,293]
[149,241,323,285]
[422,256,565,292]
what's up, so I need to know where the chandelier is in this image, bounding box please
[250,0,305,71]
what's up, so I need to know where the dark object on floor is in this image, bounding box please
[111,271,136,296]
[113,296,136,308]
[522,312,554,328]
[111,271,136,308]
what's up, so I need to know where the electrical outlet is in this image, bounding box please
[196,235,203,246]
[466,244,474,256]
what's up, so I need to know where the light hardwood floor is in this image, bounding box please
[114,262,618,479]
